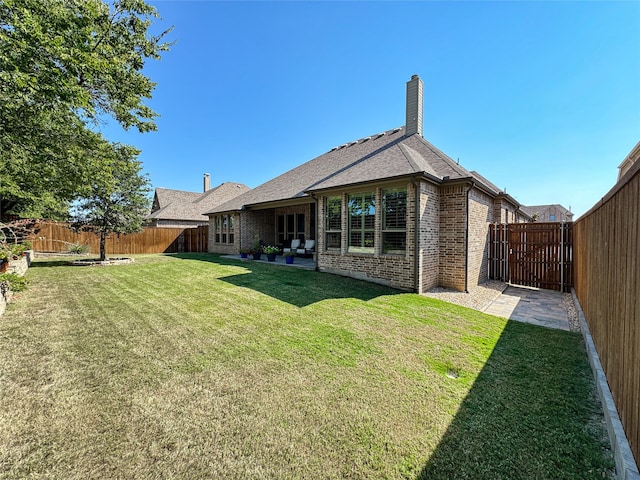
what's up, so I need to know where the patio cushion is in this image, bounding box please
[283,239,301,253]
[297,239,315,255]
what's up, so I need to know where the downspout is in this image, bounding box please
[311,193,319,272]
[411,176,420,293]
[464,181,475,293]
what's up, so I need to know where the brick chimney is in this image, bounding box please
[405,74,423,137]
[203,173,211,192]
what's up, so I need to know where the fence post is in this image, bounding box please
[503,222,509,282]
[490,222,497,281]
[560,222,564,292]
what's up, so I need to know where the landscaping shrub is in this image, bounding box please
[0,273,28,292]
[67,243,91,254]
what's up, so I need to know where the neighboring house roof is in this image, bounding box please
[208,126,514,214]
[618,141,640,181]
[520,204,573,220]
[149,182,250,222]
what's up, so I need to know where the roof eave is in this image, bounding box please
[495,191,522,209]
[243,196,314,211]
[205,207,242,216]
[305,172,442,196]
[441,176,524,209]
[617,140,640,169]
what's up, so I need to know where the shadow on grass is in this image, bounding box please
[171,252,400,308]
[416,320,614,480]
[28,259,78,268]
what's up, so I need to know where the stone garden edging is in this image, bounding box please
[0,250,32,317]
[572,289,640,480]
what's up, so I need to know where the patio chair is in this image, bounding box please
[283,239,301,254]
[296,239,315,257]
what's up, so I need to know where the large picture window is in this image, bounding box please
[221,215,228,243]
[348,192,375,252]
[214,216,221,243]
[382,188,407,254]
[214,214,234,244]
[325,196,342,249]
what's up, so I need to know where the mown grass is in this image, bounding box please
[0,253,614,479]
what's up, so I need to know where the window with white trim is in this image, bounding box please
[348,192,375,252]
[382,188,407,254]
[325,196,342,249]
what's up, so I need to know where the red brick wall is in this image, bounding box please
[468,188,493,287]
[417,181,439,291]
[240,210,275,249]
[439,185,467,290]
[493,198,520,224]
[320,251,415,289]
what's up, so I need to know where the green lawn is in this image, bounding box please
[0,253,614,479]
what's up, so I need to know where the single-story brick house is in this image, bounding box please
[207,75,529,292]
[148,175,249,228]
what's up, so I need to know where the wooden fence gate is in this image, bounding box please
[488,222,573,292]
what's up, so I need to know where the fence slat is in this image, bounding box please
[574,163,640,467]
[28,222,209,255]
[489,222,573,292]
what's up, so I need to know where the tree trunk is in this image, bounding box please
[99,231,107,261]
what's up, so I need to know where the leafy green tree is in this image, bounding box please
[1,117,104,218]
[71,144,151,261]
[0,0,171,218]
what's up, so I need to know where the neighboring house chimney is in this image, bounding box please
[405,74,424,137]
[203,173,211,192]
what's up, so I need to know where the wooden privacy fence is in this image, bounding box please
[488,222,573,292]
[29,222,208,255]
[574,159,639,467]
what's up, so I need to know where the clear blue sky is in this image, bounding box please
[102,1,640,219]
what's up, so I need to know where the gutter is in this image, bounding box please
[411,176,420,292]
[310,193,319,272]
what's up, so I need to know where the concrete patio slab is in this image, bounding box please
[483,285,571,331]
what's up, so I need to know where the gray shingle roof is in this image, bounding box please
[469,170,502,196]
[149,183,250,221]
[153,188,201,209]
[208,126,513,214]
[520,204,573,217]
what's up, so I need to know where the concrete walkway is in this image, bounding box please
[483,285,571,331]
